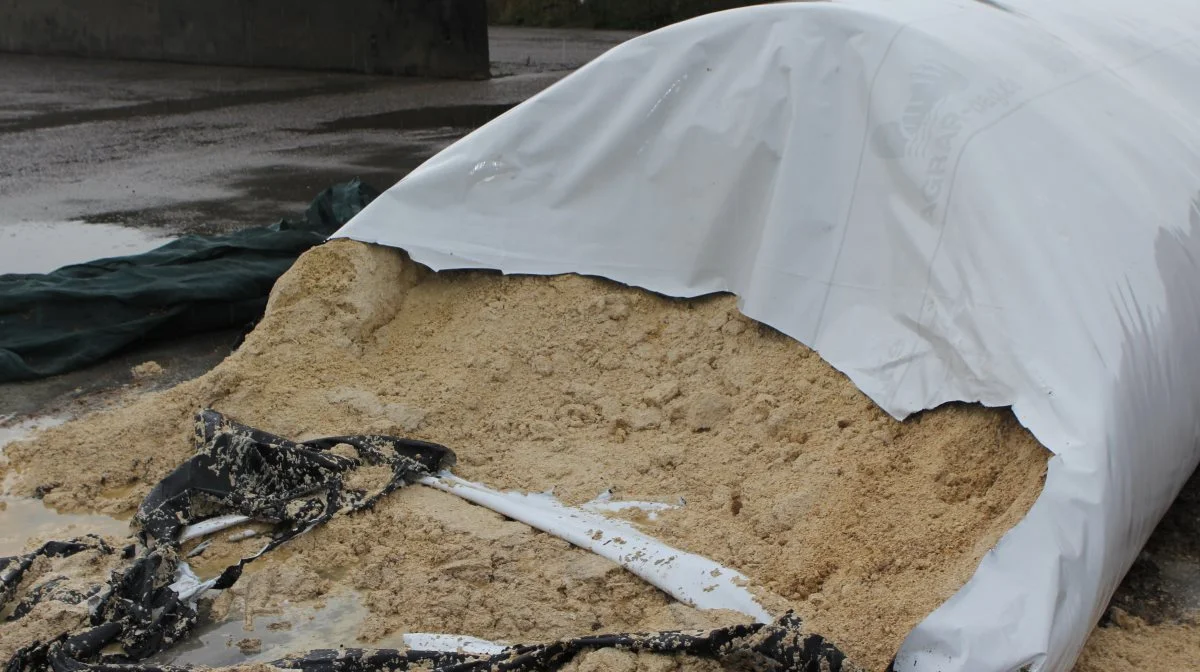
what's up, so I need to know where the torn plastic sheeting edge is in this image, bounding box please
[418,472,773,623]
[168,562,218,603]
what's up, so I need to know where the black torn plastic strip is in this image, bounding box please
[136,409,455,548]
[0,537,113,616]
[135,410,454,593]
[38,613,857,672]
[8,577,103,623]
[4,410,456,672]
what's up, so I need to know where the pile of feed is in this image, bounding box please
[1074,610,1200,672]
[2,240,1051,670]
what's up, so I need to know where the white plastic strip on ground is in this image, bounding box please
[419,472,773,623]
[402,633,509,655]
[333,1,1200,668]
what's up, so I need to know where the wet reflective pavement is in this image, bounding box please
[0,27,637,239]
[0,220,172,274]
[0,27,638,421]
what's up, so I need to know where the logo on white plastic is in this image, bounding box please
[871,62,1021,219]
[870,62,969,160]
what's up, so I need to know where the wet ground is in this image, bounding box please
[1,221,170,273]
[0,22,1196,667]
[1108,467,1200,624]
[0,26,638,238]
[155,594,396,667]
[0,26,638,417]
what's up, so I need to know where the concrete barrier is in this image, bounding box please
[487,0,771,29]
[0,0,489,78]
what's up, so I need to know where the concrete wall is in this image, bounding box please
[487,0,773,29]
[0,0,489,78]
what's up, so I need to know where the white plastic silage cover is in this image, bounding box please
[334,0,1200,669]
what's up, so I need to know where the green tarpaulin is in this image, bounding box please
[0,180,379,383]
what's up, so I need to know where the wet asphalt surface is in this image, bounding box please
[0,26,637,418]
[0,22,1196,653]
[0,27,636,237]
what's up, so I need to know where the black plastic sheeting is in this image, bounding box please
[0,180,380,383]
[1,412,859,672]
[3,410,454,672]
[134,410,454,591]
[264,613,854,672]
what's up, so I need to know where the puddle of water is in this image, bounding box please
[0,221,171,274]
[0,414,68,494]
[0,498,131,555]
[0,414,66,451]
[157,592,405,667]
[0,415,131,555]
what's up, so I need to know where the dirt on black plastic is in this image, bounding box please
[0,411,455,671]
